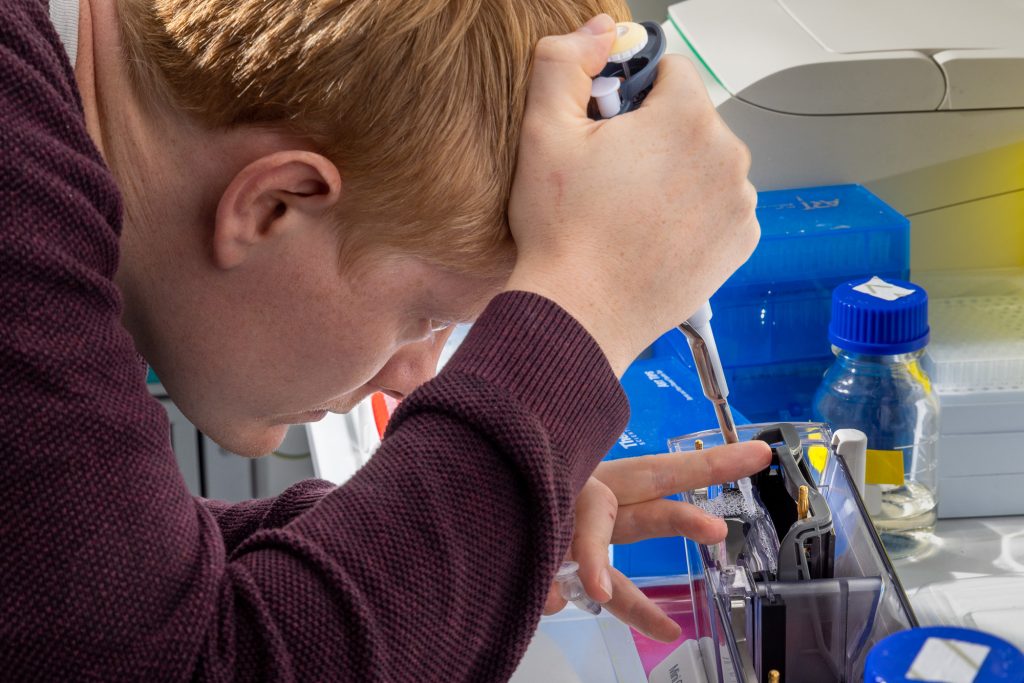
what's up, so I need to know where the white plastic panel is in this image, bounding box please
[202,436,255,502]
[669,0,946,114]
[939,473,1024,518]
[936,50,1024,110]
[937,432,1024,479]
[707,97,1024,193]
[914,575,1024,650]
[738,51,945,115]
[936,388,1024,435]
[779,0,1024,53]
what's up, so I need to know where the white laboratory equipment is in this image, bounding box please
[663,0,1024,276]
[663,0,1024,518]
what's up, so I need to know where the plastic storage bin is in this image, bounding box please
[670,423,917,682]
[712,184,910,369]
[917,268,1024,518]
[710,185,910,423]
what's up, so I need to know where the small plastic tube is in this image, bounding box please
[555,561,602,615]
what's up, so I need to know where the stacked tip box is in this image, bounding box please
[712,185,910,422]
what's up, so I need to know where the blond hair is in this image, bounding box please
[117,0,630,273]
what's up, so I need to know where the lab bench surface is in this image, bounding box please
[896,515,1024,652]
[896,516,1024,589]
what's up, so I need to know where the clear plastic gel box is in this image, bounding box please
[670,423,917,683]
[516,423,916,683]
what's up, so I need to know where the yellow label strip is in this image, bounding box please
[866,448,905,486]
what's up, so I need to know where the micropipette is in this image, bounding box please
[678,305,753,509]
[588,23,751,509]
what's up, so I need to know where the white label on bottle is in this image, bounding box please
[853,276,916,301]
[906,637,990,683]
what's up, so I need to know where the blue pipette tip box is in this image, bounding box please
[608,185,908,576]
[712,184,910,369]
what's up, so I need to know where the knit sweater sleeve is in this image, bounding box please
[197,479,337,554]
[1,2,630,681]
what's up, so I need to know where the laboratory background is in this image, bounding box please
[149,1,1024,681]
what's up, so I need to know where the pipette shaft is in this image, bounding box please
[679,303,751,507]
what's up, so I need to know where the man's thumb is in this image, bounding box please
[525,14,617,121]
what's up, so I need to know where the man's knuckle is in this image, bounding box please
[533,36,571,63]
[684,106,718,142]
[676,56,703,84]
[742,213,761,256]
[596,485,618,515]
[647,460,677,496]
[744,183,759,219]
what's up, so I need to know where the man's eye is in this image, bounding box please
[430,320,453,333]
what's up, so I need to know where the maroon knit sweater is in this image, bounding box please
[0,1,630,679]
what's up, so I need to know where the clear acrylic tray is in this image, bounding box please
[669,423,917,682]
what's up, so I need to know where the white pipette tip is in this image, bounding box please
[737,476,754,512]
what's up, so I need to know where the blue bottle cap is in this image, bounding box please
[865,626,1024,683]
[829,276,929,355]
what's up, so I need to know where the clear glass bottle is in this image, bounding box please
[813,277,940,560]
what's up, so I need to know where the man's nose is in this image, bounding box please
[371,333,449,400]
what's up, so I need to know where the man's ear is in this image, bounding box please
[212,150,342,269]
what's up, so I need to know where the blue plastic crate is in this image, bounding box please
[711,184,910,369]
[723,357,833,424]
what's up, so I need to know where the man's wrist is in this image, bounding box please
[500,277,635,377]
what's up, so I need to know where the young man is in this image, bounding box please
[1,0,767,678]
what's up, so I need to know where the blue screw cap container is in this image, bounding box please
[829,277,930,355]
[865,626,1024,682]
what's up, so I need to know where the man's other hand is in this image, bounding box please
[543,440,771,641]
